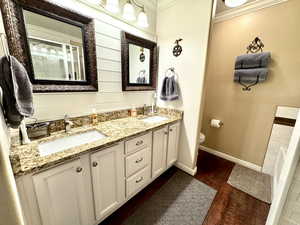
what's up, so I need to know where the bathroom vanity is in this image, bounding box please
[11,110,182,225]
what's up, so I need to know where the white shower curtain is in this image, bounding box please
[0,88,25,225]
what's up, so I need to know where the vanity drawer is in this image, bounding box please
[125,132,151,155]
[126,147,151,177]
[126,166,151,197]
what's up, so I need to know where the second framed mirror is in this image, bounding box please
[121,31,158,91]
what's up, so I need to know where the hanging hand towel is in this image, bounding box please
[0,56,34,128]
[234,68,268,83]
[235,52,271,69]
[160,76,179,101]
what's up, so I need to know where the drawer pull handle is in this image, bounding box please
[92,162,98,167]
[136,140,144,146]
[76,167,83,173]
[136,177,143,183]
[135,158,144,163]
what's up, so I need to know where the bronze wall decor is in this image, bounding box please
[247,37,264,53]
[0,0,98,93]
[173,38,183,57]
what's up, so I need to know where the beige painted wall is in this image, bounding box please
[202,0,300,166]
[157,0,213,172]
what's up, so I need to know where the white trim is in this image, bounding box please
[200,145,262,172]
[175,162,198,176]
[213,0,288,23]
[266,112,300,225]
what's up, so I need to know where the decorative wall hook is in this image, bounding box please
[247,37,264,53]
[173,38,183,57]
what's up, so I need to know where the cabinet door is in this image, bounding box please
[91,143,125,221]
[33,159,90,225]
[167,122,181,168]
[152,126,168,178]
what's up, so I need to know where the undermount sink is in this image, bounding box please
[38,130,107,157]
[141,116,168,124]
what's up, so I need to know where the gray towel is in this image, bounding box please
[0,56,34,128]
[234,68,268,84]
[136,76,146,84]
[235,52,271,69]
[160,76,179,101]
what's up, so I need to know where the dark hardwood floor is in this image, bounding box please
[198,151,270,225]
[100,151,270,225]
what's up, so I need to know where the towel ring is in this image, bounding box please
[165,67,178,80]
[138,69,146,77]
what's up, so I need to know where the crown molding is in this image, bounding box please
[214,0,288,23]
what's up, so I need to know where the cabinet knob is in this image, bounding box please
[136,177,143,183]
[135,158,143,163]
[92,162,98,167]
[76,167,83,173]
[164,131,168,135]
[136,140,144,146]
[169,128,173,132]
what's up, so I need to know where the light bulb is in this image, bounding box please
[137,10,149,28]
[123,1,136,21]
[105,0,119,13]
[224,0,248,8]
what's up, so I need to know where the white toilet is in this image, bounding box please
[199,132,206,145]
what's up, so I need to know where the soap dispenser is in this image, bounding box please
[91,108,98,125]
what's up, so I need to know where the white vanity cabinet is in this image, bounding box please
[90,143,125,221]
[167,122,181,168]
[32,159,91,225]
[152,126,168,179]
[16,121,181,225]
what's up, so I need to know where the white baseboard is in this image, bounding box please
[175,162,198,176]
[200,145,262,172]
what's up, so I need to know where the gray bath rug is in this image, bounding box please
[123,170,216,225]
[228,165,272,203]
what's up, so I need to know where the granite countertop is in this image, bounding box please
[10,112,182,177]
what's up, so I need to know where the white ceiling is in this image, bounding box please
[216,0,257,13]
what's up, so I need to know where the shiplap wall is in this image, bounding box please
[29,0,157,121]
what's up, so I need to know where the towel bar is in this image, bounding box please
[238,75,260,91]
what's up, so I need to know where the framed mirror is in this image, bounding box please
[121,31,158,91]
[0,0,98,92]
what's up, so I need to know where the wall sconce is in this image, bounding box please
[88,0,149,28]
[222,0,248,8]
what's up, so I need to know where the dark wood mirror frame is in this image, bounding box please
[0,0,98,93]
[121,31,158,91]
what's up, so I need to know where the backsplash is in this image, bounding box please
[11,107,183,146]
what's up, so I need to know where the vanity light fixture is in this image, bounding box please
[123,0,149,28]
[123,0,136,21]
[137,7,149,28]
[88,0,149,28]
[222,0,248,8]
